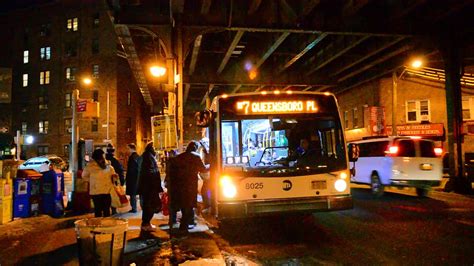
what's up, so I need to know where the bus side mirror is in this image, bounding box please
[348,143,359,162]
[195,110,213,128]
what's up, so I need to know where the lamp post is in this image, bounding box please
[70,77,92,192]
[392,59,423,136]
[150,65,167,114]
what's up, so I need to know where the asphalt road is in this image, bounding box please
[212,188,474,265]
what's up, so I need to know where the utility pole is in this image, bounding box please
[70,89,79,192]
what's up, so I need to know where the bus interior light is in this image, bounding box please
[434,147,443,156]
[334,179,347,192]
[226,157,235,164]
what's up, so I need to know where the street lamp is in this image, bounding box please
[83,77,92,85]
[392,59,424,136]
[150,65,166,77]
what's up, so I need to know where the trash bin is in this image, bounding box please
[14,169,42,217]
[41,170,64,217]
[0,179,12,224]
[75,217,128,266]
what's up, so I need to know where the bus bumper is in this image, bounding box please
[217,195,352,220]
[390,180,441,188]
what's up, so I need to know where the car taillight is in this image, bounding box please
[386,146,399,155]
[434,147,443,156]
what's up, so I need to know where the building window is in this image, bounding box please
[92,38,99,54]
[39,120,49,134]
[91,118,98,132]
[126,117,132,131]
[40,46,51,60]
[40,71,50,85]
[65,93,72,108]
[23,50,29,64]
[66,67,76,81]
[93,13,100,27]
[67,18,78,32]
[65,42,77,57]
[38,145,49,156]
[406,100,430,123]
[462,96,474,120]
[127,92,131,106]
[22,74,28,87]
[24,27,29,43]
[65,118,72,134]
[344,111,349,129]
[38,95,48,110]
[21,122,27,134]
[92,65,99,78]
[92,90,99,102]
[40,23,51,37]
[64,144,70,157]
[352,108,358,128]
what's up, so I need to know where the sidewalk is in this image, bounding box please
[0,210,225,265]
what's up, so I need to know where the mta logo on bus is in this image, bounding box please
[283,180,292,191]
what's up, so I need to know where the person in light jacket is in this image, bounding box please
[82,149,116,217]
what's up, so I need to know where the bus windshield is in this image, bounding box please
[221,115,346,176]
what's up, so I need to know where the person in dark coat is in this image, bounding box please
[138,142,163,232]
[171,141,209,233]
[165,150,178,227]
[106,144,125,186]
[126,143,140,213]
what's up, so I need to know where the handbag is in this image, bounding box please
[110,175,129,208]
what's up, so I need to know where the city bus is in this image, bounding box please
[197,91,353,220]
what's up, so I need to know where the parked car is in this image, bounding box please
[18,155,68,173]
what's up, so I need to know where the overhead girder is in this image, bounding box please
[305,35,370,76]
[331,36,405,77]
[278,33,327,73]
[217,30,245,74]
[337,45,412,83]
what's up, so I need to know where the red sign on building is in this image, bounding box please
[76,99,87,112]
[368,106,386,136]
[396,123,444,137]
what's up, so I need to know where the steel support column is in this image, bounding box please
[441,34,472,193]
[177,25,184,147]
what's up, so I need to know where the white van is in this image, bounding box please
[349,136,443,197]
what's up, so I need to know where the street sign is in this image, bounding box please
[76,99,87,112]
[152,115,178,150]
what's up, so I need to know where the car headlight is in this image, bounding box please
[220,175,237,198]
[334,179,347,192]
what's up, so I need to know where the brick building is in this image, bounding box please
[338,68,474,153]
[0,1,151,163]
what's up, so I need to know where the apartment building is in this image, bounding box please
[0,0,151,162]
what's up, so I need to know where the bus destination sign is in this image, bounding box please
[236,100,318,115]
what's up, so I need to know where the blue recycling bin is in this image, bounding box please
[13,178,31,218]
[14,170,43,218]
[41,170,64,217]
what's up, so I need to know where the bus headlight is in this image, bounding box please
[220,175,237,198]
[334,179,347,192]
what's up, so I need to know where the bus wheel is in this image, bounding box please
[371,173,384,197]
[416,188,429,197]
